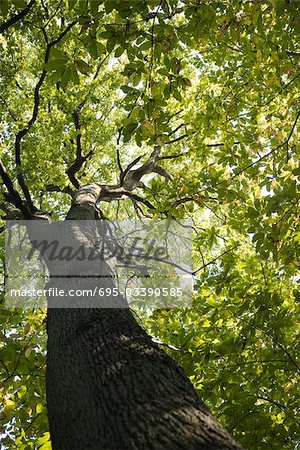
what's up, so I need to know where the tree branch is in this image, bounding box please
[286,50,300,57]
[122,191,155,209]
[66,106,94,189]
[116,147,124,181]
[121,154,145,183]
[122,146,171,190]
[231,109,300,180]
[0,159,32,218]
[0,201,23,220]
[91,146,175,211]
[235,314,300,375]
[14,20,77,210]
[193,244,240,275]
[164,133,190,145]
[262,72,300,108]
[158,152,186,161]
[172,196,195,207]
[257,395,286,410]
[45,184,75,197]
[0,0,35,34]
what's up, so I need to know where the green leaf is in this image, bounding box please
[105,1,116,14]
[0,0,9,17]
[74,59,91,75]
[69,64,80,84]
[67,0,77,10]
[60,65,72,88]
[106,37,117,53]
[82,34,99,58]
[114,46,124,57]
[36,403,44,414]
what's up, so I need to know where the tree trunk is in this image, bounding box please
[43,185,242,450]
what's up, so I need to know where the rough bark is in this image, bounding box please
[43,185,242,450]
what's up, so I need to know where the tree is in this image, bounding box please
[0,1,299,449]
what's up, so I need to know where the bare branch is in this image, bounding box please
[66,151,93,189]
[262,71,300,107]
[205,141,241,147]
[164,134,189,145]
[158,153,185,161]
[239,318,300,374]
[70,145,174,213]
[0,93,18,121]
[256,395,286,410]
[147,2,161,92]
[167,123,186,136]
[93,54,110,80]
[73,108,82,159]
[131,198,152,218]
[50,20,77,47]
[164,132,197,145]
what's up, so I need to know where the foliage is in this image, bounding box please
[0,1,300,449]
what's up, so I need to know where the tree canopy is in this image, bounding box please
[0,1,300,449]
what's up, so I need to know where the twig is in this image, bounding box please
[234,110,300,179]
[193,244,240,275]
[122,191,155,209]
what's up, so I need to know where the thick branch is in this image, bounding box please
[120,154,145,183]
[45,184,75,197]
[122,146,170,190]
[68,146,174,213]
[116,148,123,181]
[0,159,31,218]
[0,0,35,34]
[0,202,23,220]
[72,108,82,159]
[66,104,95,189]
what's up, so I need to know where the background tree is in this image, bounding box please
[0,1,299,449]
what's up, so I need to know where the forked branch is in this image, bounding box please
[66,106,94,189]
[0,159,32,218]
[14,21,77,212]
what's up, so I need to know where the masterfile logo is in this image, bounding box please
[4,219,193,309]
